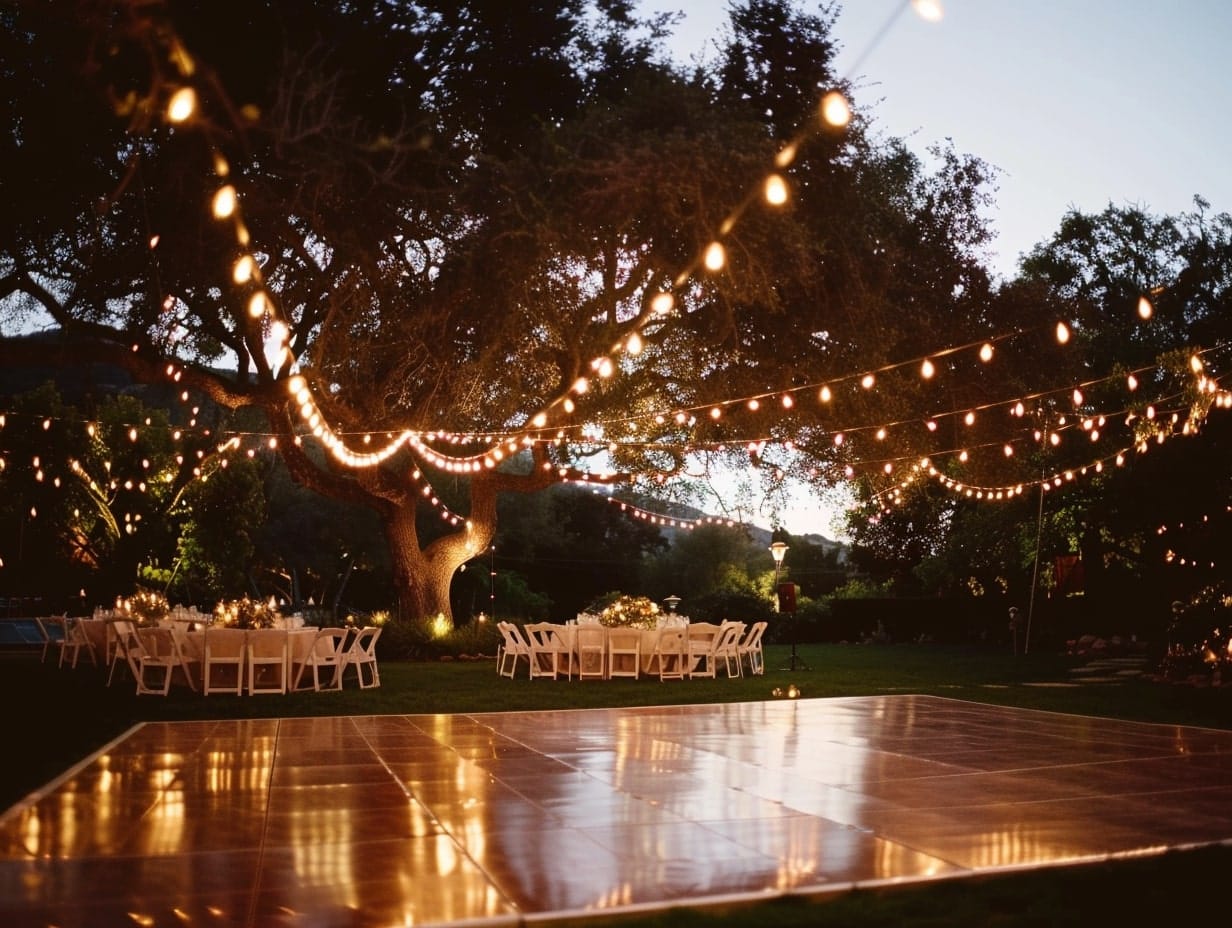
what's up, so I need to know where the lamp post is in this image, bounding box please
[769,542,788,610]
[770,541,807,671]
[663,594,681,613]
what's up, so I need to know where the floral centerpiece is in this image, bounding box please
[591,594,664,631]
[214,595,280,629]
[118,588,170,626]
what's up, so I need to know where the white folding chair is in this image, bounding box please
[34,615,66,664]
[292,627,349,691]
[606,627,642,679]
[344,626,382,689]
[106,620,142,687]
[575,625,607,680]
[202,627,247,695]
[133,626,178,696]
[648,627,687,681]
[59,616,97,669]
[738,621,768,676]
[166,623,201,692]
[525,623,567,680]
[686,623,721,679]
[246,628,289,694]
[716,621,746,678]
[496,622,532,679]
[103,619,122,669]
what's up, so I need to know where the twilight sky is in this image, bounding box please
[640,0,1232,537]
[650,0,1232,280]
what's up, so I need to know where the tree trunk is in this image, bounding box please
[384,491,496,627]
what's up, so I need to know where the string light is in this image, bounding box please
[166,87,197,122]
[233,255,257,284]
[764,174,789,205]
[603,496,749,529]
[211,185,238,219]
[911,0,945,22]
[820,91,851,127]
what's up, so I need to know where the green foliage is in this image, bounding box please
[827,577,894,600]
[450,557,554,624]
[686,590,775,625]
[444,619,503,658]
[790,595,832,634]
[496,486,667,619]
[374,620,433,661]
[1164,583,1232,681]
[642,525,767,601]
[174,456,267,602]
[254,458,391,610]
[0,385,98,596]
[906,494,1036,601]
[490,570,553,622]
[375,615,501,662]
[137,561,174,589]
[0,382,228,602]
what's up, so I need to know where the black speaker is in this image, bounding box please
[777,582,797,613]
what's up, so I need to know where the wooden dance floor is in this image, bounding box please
[2,695,1231,927]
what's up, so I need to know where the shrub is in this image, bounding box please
[444,619,502,658]
[374,619,432,661]
[374,615,501,661]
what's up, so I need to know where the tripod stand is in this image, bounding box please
[780,612,811,671]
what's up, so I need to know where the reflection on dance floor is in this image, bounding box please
[2,696,1231,927]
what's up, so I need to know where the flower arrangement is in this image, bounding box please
[214,595,280,629]
[595,594,663,631]
[119,588,170,627]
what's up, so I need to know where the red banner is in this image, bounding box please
[1054,554,1084,594]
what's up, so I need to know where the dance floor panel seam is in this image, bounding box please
[1,694,1230,928]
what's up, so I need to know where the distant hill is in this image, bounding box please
[0,330,134,400]
[0,329,237,422]
[639,497,848,561]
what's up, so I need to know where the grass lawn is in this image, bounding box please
[4,640,1230,926]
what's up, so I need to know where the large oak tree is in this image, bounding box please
[2,0,1017,623]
